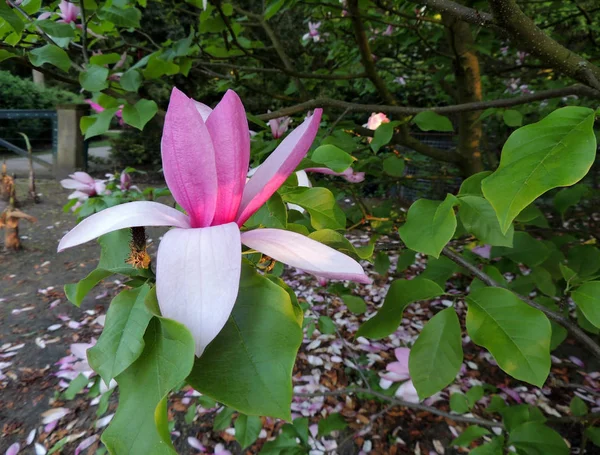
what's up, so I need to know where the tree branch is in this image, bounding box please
[441,247,600,360]
[408,0,495,27]
[196,61,368,80]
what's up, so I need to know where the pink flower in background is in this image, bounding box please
[394,76,407,86]
[304,167,365,183]
[60,172,106,203]
[85,99,124,126]
[303,21,321,42]
[379,347,420,403]
[383,25,394,36]
[58,88,370,357]
[268,113,292,139]
[364,112,390,131]
[39,0,79,23]
[516,51,528,64]
[472,244,491,259]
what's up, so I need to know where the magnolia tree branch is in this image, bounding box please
[408,0,495,27]
[441,247,600,360]
[295,387,504,429]
[255,85,598,120]
[196,61,368,80]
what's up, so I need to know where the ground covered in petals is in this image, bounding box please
[1,180,597,455]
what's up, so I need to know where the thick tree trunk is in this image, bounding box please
[443,14,485,176]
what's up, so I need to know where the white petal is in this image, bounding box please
[58,201,190,251]
[156,223,241,357]
[41,407,70,424]
[241,229,370,283]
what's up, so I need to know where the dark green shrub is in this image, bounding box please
[0,71,81,148]
[109,118,162,167]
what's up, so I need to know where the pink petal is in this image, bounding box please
[193,100,213,122]
[74,435,98,455]
[156,223,241,357]
[240,228,370,284]
[236,109,323,225]
[71,172,95,185]
[58,201,190,251]
[162,88,218,228]
[396,380,420,403]
[205,90,250,225]
[60,179,90,191]
[187,437,206,452]
[6,443,20,455]
[394,347,410,368]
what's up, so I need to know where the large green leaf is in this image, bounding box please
[491,232,550,267]
[466,287,551,387]
[29,44,71,72]
[101,317,195,454]
[509,422,569,455]
[36,20,75,37]
[572,282,600,329]
[97,5,141,27]
[64,230,148,306]
[88,285,153,385]
[458,196,514,247]
[482,107,596,233]
[281,187,345,230]
[413,111,453,132]
[356,278,444,339]
[399,194,458,258]
[79,64,109,92]
[122,99,158,130]
[0,1,24,33]
[409,307,463,398]
[310,144,355,173]
[458,171,492,197]
[187,264,303,420]
[382,155,405,177]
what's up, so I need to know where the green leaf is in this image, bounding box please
[570,396,588,417]
[449,393,470,414]
[90,52,122,66]
[63,373,89,400]
[450,425,491,447]
[341,295,367,314]
[370,121,401,153]
[466,385,485,406]
[88,285,153,385]
[187,263,303,420]
[143,55,179,79]
[568,245,600,280]
[530,267,556,297]
[470,436,504,455]
[36,20,75,37]
[482,107,596,233]
[235,414,262,449]
[101,317,195,454]
[98,5,141,27]
[264,0,286,20]
[308,229,373,260]
[122,99,158,130]
[471,265,507,293]
[458,196,514,247]
[311,144,355,173]
[486,395,507,413]
[572,282,600,329]
[396,249,416,272]
[466,287,551,387]
[382,155,405,177]
[318,315,336,334]
[419,255,459,287]
[64,230,144,306]
[491,232,550,268]
[246,193,287,229]
[79,64,109,92]
[503,109,523,127]
[553,184,590,218]
[120,69,143,92]
[214,406,235,431]
[356,278,444,339]
[413,111,453,132]
[29,44,71,72]
[409,307,463,399]
[374,251,390,275]
[0,49,18,63]
[509,422,569,455]
[399,194,458,258]
[585,427,600,447]
[281,187,345,230]
[0,1,24,33]
[81,107,119,140]
[317,413,347,436]
[458,171,492,197]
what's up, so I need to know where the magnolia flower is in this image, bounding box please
[364,112,390,131]
[39,0,79,23]
[303,21,321,42]
[268,113,292,139]
[382,25,394,36]
[85,100,124,126]
[394,76,407,86]
[58,88,370,356]
[119,171,132,191]
[379,348,420,403]
[304,167,365,183]
[60,172,106,202]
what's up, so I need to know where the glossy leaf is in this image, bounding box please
[458,196,514,247]
[311,144,355,173]
[235,414,262,449]
[79,64,109,92]
[467,287,551,387]
[572,282,600,329]
[342,295,367,314]
[187,264,303,420]
[458,171,492,197]
[29,44,71,72]
[122,99,159,130]
[409,307,463,398]
[357,278,444,339]
[413,111,453,132]
[371,120,401,152]
[509,422,569,455]
[281,187,345,230]
[482,107,596,233]
[492,232,550,267]
[399,194,458,258]
[503,109,523,127]
[382,155,405,177]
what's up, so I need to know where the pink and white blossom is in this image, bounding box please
[58,88,370,357]
[268,113,292,139]
[379,347,420,403]
[60,172,107,204]
[364,112,390,131]
[303,22,321,42]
